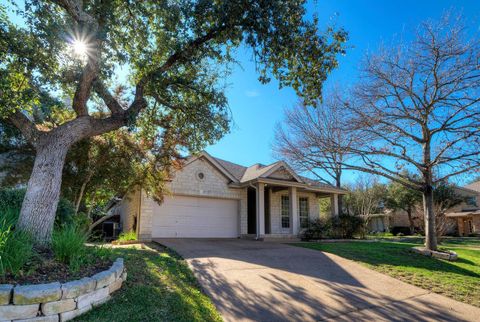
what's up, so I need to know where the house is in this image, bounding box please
[117,151,346,241]
[445,181,480,236]
[389,183,480,236]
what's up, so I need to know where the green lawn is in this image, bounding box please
[75,244,222,322]
[295,238,480,307]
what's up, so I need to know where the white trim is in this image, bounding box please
[231,177,347,194]
[184,151,239,183]
[260,161,303,183]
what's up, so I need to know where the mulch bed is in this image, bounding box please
[111,240,141,245]
[3,248,113,285]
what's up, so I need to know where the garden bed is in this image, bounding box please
[0,258,126,321]
[3,248,113,285]
[411,246,458,261]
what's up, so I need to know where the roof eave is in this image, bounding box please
[229,178,347,194]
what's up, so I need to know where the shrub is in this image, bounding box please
[300,218,331,241]
[330,213,365,239]
[117,230,137,242]
[300,214,364,240]
[0,188,76,228]
[391,226,412,236]
[54,198,76,228]
[0,188,25,214]
[52,225,88,270]
[0,208,33,279]
[72,212,92,233]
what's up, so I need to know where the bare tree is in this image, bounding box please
[343,175,386,231]
[273,90,356,211]
[338,14,480,250]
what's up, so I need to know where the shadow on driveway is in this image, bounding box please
[155,238,478,322]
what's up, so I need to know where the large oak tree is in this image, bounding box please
[0,1,347,244]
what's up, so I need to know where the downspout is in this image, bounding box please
[249,183,261,240]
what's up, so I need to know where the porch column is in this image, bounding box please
[256,182,265,238]
[458,218,464,236]
[331,194,339,217]
[289,187,298,235]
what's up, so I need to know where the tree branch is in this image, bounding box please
[93,81,125,115]
[8,111,41,146]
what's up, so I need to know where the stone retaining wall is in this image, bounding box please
[0,258,126,322]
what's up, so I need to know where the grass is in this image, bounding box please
[74,243,222,322]
[295,238,480,307]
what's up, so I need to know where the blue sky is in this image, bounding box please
[206,0,480,184]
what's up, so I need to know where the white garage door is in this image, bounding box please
[152,195,239,238]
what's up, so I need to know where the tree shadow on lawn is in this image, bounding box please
[299,241,480,278]
[74,246,221,322]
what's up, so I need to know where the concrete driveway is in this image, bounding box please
[154,239,479,322]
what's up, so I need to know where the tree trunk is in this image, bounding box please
[16,140,70,245]
[335,176,343,215]
[407,207,415,235]
[422,185,437,250]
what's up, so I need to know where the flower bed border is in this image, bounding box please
[0,258,126,321]
[411,246,458,261]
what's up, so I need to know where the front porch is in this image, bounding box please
[446,210,480,236]
[243,180,341,239]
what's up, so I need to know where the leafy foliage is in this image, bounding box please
[51,225,88,270]
[300,214,364,240]
[117,230,137,242]
[0,188,76,228]
[0,208,33,279]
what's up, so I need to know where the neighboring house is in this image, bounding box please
[445,181,480,236]
[365,213,391,232]
[117,151,346,241]
[389,183,480,236]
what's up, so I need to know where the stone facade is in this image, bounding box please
[0,258,125,322]
[118,189,140,233]
[269,190,319,235]
[119,155,335,239]
[136,157,247,240]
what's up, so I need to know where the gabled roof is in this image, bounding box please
[465,180,480,193]
[189,151,345,193]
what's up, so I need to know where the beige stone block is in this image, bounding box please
[14,283,61,305]
[61,278,96,299]
[0,304,39,320]
[0,284,12,305]
[91,270,115,289]
[41,298,76,315]
[108,278,122,294]
[76,287,109,310]
[15,314,59,322]
[59,304,91,322]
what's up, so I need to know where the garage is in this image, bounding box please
[152,195,239,238]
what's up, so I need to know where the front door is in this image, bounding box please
[463,218,473,235]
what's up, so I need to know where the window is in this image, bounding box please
[466,196,477,207]
[196,171,205,181]
[299,197,309,228]
[281,196,290,228]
